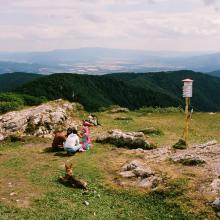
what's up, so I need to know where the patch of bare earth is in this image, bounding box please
[0,141,59,208]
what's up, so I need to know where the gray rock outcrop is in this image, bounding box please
[110,107,129,113]
[138,127,163,136]
[120,160,155,178]
[138,176,162,189]
[193,140,218,149]
[119,160,161,189]
[171,154,206,166]
[170,141,220,176]
[210,179,220,194]
[96,129,154,149]
[212,197,220,211]
[0,100,81,140]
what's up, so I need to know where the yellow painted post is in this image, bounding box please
[183,97,189,145]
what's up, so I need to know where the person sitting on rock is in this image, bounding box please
[52,129,66,150]
[64,127,81,155]
[87,114,101,126]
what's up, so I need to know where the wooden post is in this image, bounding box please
[183,97,189,145]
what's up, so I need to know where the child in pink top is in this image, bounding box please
[80,123,91,151]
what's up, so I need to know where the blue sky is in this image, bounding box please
[0,0,219,52]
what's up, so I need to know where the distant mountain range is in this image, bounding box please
[1,70,220,112]
[209,70,220,77]
[0,48,220,75]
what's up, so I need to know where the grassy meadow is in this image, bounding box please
[0,109,220,220]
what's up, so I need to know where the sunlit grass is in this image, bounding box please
[0,111,219,219]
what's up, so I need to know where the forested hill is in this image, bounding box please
[0,72,42,92]
[14,70,220,112]
[107,70,220,111]
[15,73,181,111]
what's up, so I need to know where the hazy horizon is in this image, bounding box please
[0,47,219,54]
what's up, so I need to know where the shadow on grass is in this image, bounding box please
[57,179,75,188]
[42,147,74,157]
[42,147,79,157]
[43,147,64,153]
[53,152,75,157]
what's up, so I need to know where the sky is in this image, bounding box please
[0,0,220,52]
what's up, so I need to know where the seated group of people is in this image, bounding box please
[52,122,91,155]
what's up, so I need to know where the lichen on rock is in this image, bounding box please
[96,129,155,150]
[0,100,81,141]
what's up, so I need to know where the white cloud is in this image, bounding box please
[202,0,220,11]
[0,0,220,51]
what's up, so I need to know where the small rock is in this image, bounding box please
[133,167,155,178]
[171,154,206,166]
[138,128,163,136]
[212,197,220,211]
[195,140,218,149]
[208,112,216,115]
[210,179,220,193]
[83,201,89,206]
[121,160,144,171]
[10,192,17,196]
[0,133,4,141]
[110,107,129,113]
[82,190,89,195]
[138,176,161,189]
[135,148,146,153]
[120,160,155,179]
[119,171,136,178]
[114,117,132,120]
[42,134,53,139]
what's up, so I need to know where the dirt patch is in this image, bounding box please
[0,142,61,208]
[0,178,41,208]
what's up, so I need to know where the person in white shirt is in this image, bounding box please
[64,127,81,155]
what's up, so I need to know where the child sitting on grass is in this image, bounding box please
[80,123,91,151]
[64,127,81,155]
[52,130,66,150]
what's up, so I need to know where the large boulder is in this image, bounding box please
[0,100,81,140]
[96,129,154,149]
